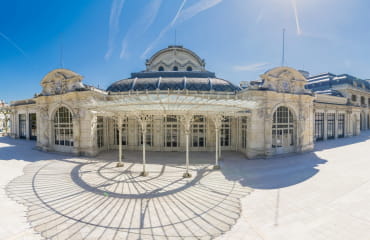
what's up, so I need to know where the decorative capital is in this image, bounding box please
[180,114,193,133]
[135,113,152,130]
[210,114,225,129]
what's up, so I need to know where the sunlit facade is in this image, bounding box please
[9,46,368,159]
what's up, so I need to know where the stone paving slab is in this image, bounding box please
[219,131,370,240]
[3,132,370,240]
[6,151,251,240]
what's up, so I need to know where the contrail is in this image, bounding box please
[105,0,126,60]
[120,0,162,58]
[141,0,187,58]
[177,0,222,23]
[291,0,302,35]
[142,0,222,59]
[0,32,27,57]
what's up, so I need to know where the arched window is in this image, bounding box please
[187,66,193,71]
[54,107,73,146]
[272,106,294,149]
[173,66,178,71]
[158,66,164,71]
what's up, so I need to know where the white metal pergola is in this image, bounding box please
[87,93,257,178]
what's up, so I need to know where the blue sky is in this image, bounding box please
[1,0,370,102]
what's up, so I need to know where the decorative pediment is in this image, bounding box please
[40,69,85,96]
[259,67,309,94]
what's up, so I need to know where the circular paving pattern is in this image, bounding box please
[6,159,251,240]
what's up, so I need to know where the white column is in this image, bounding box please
[137,114,149,176]
[215,126,219,168]
[186,133,189,172]
[140,127,148,176]
[117,116,124,167]
[181,115,192,178]
[211,114,223,170]
[219,130,222,160]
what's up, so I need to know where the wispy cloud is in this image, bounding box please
[142,0,222,59]
[177,0,222,23]
[141,0,187,59]
[233,62,270,72]
[120,0,162,58]
[105,0,126,60]
[0,32,27,57]
[291,0,302,35]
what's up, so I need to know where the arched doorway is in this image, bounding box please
[272,106,295,154]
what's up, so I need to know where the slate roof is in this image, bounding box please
[305,72,370,95]
[107,71,240,92]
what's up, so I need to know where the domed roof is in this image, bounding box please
[107,46,240,93]
[107,75,239,92]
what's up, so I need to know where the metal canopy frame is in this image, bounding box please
[87,93,256,117]
[86,93,256,177]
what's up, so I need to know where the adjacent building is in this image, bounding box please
[306,72,370,141]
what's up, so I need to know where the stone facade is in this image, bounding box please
[9,46,366,159]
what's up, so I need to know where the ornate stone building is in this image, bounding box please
[9,46,367,162]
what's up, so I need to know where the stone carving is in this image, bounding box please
[258,67,310,94]
[41,69,84,96]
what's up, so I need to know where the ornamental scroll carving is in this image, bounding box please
[41,69,84,96]
[258,67,310,94]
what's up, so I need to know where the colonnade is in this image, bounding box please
[114,113,229,178]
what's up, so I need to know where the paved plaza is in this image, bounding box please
[1,132,370,239]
